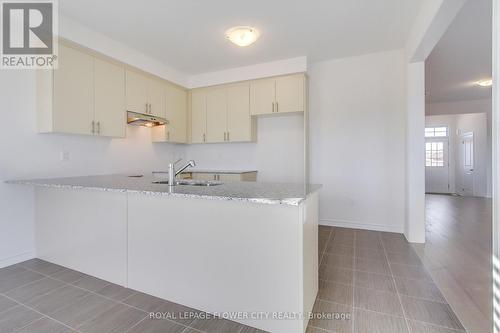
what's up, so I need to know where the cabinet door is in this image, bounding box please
[190,90,206,144]
[275,74,304,113]
[206,87,227,143]
[148,78,165,118]
[53,44,94,135]
[94,58,126,138]
[250,78,275,115]
[165,85,187,143]
[126,70,149,114]
[227,83,251,142]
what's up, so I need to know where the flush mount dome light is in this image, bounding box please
[475,79,493,87]
[225,26,260,47]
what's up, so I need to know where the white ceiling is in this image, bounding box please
[60,0,422,75]
[425,0,492,104]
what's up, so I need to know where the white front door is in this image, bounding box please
[425,139,450,193]
[459,132,474,196]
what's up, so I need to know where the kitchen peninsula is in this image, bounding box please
[8,175,320,333]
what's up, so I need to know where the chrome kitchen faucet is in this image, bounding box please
[168,159,196,186]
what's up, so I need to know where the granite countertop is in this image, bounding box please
[153,169,258,174]
[7,174,321,206]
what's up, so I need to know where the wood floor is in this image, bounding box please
[413,194,493,333]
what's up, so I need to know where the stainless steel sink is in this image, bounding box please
[152,180,223,186]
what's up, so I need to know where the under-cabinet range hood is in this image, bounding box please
[127,111,168,127]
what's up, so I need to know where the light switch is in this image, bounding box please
[60,150,70,161]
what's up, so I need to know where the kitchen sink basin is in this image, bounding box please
[152,180,223,186]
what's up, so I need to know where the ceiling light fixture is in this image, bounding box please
[225,26,260,47]
[475,79,493,87]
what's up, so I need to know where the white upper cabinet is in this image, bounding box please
[250,74,305,116]
[52,44,94,135]
[249,78,275,116]
[94,58,126,138]
[206,87,227,143]
[275,74,305,114]
[190,90,207,144]
[152,84,188,143]
[148,78,166,118]
[126,69,165,117]
[38,43,126,138]
[227,83,252,142]
[125,70,149,115]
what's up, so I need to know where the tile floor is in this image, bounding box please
[309,226,466,333]
[0,227,466,333]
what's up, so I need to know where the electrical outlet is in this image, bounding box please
[60,150,70,161]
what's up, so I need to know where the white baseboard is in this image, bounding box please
[319,218,404,233]
[0,251,35,269]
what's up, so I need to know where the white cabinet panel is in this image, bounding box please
[250,78,275,116]
[94,58,126,138]
[206,87,227,143]
[275,74,304,114]
[53,44,94,135]
[148,78,166,118]
[227,83,251,142]
[190,90,206,143]
[126,69,149,115]
[166,85,187,143]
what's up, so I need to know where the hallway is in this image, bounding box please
[413,194,492,333]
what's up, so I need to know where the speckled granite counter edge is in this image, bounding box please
[6,180,319,206]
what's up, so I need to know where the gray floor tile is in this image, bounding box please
[26,284,89,315]
[321,254,354,269]
[325,243,355,256]
[72,275,111,292]
[155,300,203,326]
[0,294,18,313]
[390,263,432,281]
[383,241,412,253]
[239,325,269,332]
[306,327,331,333]
[319,265,354,285]
[50,268,90,284]
[386,251,422,266]
[14,316,71,333]
[78,303,146,333]
[51,293,116,328]
[353,308,408,333]
[354,287,403,316]
[189,316,247,333]
[353,271,396,293]
[354,247,386,261]
[318,280,353,306]
[5,277,64,304]
[122,291,165,312]
[395,278,446,303]
[308,300,352,333]
[94,283,135,302]
[126,317,185,333]
[332,237,355,247]
[0,268,45,293]
[400,296,464,330]
[407,320,466,333]
[0,305,43,333]
[355,238,383,250]
[354,257,391,275]
[0,265,28,279]
[19,259,66,276]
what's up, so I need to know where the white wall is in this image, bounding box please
[308,49,406,233]
[184,114,304,183]
[0,70,183,267]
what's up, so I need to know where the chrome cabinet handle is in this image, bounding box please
[276,102,278,112]
[167,131,170,141]
[203,133,206,143]
[91,121,95,134]
[272,102,274,113]
[97,121,101,135]
[145,103,148,114]
[149,103,152,114]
